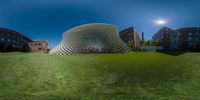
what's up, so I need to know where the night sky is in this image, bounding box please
[1,0,200,48]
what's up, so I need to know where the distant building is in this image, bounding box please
[175,27,200,51]
[152,27,175,50]
[119,27,141,50]
[153,27,200,51]
[28,40,49,53]
[0,28,32,52]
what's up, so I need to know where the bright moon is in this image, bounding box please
[154,19,167,25]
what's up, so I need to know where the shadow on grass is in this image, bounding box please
[156,50,186,56]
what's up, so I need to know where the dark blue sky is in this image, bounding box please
[1,0,200,48]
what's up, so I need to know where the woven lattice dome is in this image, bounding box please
[49,23,130,55]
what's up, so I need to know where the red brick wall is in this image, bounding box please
[28,41,48,53]
[119,27,141,50]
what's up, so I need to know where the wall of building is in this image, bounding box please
[0,28,32,52]
[28,41,49,53]
[152,27,175,50]
[119,27,141,50]
[153,27,200,51]
[176,28,200,51]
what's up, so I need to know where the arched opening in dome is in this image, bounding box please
[82,33,105,53]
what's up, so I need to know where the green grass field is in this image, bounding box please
[0,52,200,100]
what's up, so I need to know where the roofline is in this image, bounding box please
[119,27,135,33]
[63,23,118,35]
[155,26,174,34]
[29,40,48,42]
[175,27,200,31]
[0,27,32,41]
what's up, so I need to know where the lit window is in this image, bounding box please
[12,45,16,48]
[188,33,192,36]
[178,33,181,36]
[188,37,192,41]
[42,43,47,46]
[1,38,5,42]
[7,39,11,42]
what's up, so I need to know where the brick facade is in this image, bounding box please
[119,27,141,50]
[28,41,49,53]
[176,28,200,51]
[0,28,32,52]
[153,27,200,51]
[152,27,174,50]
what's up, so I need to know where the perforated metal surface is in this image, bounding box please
[49,23,130,55]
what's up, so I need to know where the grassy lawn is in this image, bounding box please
[0,52,200,100]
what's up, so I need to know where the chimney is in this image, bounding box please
[142,32,144,43]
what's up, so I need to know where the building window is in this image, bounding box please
[1,38,5,42]
[195,37,199,42]
[188,32,192,36]
[38,48,42,50]
[42,43,47,46]
[178,32,181,36]
[195,32,199,36]
[12,45,16,48]
[188,43,192,48]
[7,39,11,42]
[188,37,192,41]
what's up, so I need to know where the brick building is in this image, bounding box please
[119,27,141,50]
[0,27,32,52]
[152,27,175,50]
[28,40,49,53]
[153,27,200,51]
[175,27,200,51]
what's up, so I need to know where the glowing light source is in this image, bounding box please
[153,18,167,26]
